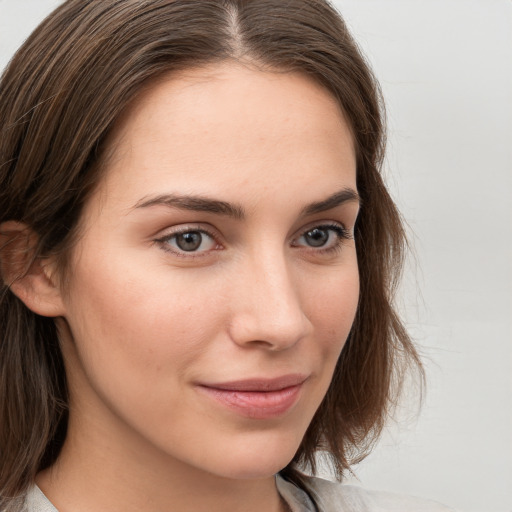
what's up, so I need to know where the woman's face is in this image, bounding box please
[56,63,360,480]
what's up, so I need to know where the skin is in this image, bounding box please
[34,63,360,512]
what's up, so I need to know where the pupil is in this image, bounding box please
[176,232,202,251]
[306,228,328,247]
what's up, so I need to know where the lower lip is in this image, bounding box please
[197,384,303,419]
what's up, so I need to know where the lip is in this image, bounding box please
[196,374,308,419]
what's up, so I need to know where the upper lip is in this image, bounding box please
[199,374,308,392]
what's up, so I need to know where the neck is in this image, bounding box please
[36,413,287,512]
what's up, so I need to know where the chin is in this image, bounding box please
[199,430,304,480]
[211,457,291,481]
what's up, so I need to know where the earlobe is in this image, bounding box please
[0,221,66,317]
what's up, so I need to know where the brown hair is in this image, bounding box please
[0,0,422,507]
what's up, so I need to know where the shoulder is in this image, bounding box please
[278,474,458,512]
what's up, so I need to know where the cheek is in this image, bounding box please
[62,249,226,383]
[326,287,359,378]
[306,265,359,348]
[60,256,231,443]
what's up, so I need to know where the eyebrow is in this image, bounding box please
[301,188,360,216]
[132,187,360,220]
[133,194,245,220]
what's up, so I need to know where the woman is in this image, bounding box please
[0,1,453,511]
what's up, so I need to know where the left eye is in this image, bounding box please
[294,225,348,249]
[161,230,217,253]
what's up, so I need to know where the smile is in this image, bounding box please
[196,374,308,419]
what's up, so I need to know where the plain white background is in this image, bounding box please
[1,1,511,511]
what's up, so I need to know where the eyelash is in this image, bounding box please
[154,223,352,258]
[293,223,352,255]
[154,225,220,259]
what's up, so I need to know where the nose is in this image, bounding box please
[227,251,313,351]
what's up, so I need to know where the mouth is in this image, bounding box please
[196,374,308,419]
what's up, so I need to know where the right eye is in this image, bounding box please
[156,228,218,256]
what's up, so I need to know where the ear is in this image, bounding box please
[0,221,66,317]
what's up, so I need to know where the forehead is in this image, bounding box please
[93,62,356,213]
[120,62,349,129]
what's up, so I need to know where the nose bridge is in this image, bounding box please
[228,246,311,349]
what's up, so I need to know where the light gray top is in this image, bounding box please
[276,475,457,511]
[22,474,457,511]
